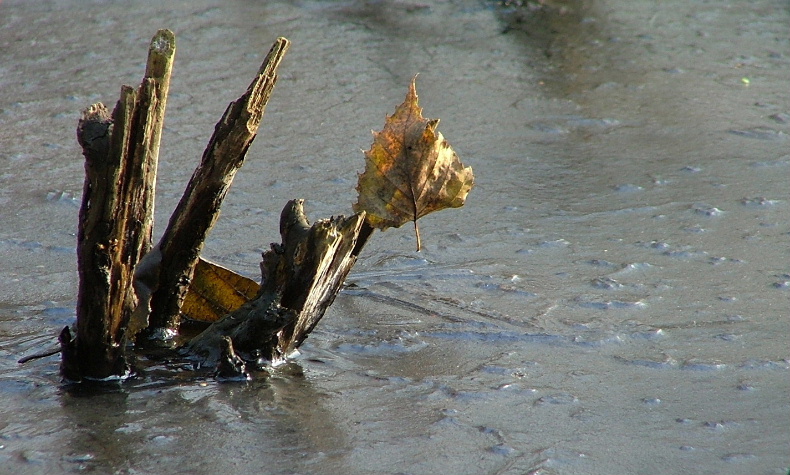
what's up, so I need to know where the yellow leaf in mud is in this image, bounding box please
[353,76,474,251]
[181,258,260,323]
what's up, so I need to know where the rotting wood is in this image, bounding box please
[137,37,290,340]
[215,336,251,381]
[32,32,470,384]
[184,200,371,369]
[64,29,175,381]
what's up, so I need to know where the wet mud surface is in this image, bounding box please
[1,1,788,474]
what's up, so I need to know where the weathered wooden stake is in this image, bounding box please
[137,37,290,340]
[66,30,175,380]
[185,200,373,366]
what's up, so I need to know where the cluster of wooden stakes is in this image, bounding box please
[21,31,474,383]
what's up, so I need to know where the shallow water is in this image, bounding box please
[1,0,788,474]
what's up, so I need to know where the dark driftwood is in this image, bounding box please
[137,37,290,340]
[185,200,371,368]
[64,30,175,381]
[54,32,376,382]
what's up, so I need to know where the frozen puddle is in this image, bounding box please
[1,0,788,474]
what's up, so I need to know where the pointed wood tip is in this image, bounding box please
[257,37,290,76]
[150,29,176,55]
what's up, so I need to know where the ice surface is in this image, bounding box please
[1,0,788,474]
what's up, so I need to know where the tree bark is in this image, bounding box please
[65,29,175,380]
[138,37,290,339]
[184,200,372,367]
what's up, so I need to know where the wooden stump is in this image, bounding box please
[64,29,175,381]
[185,200,372,369]
[137,37,290,340]
[61,32,377,382]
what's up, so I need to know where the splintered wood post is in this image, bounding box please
[66,29,175,380]
[185,200,372,366]
[139,37,290,339]
[271,203,371,357]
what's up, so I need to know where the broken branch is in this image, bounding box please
[139,37,290,339]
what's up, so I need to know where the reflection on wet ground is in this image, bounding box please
[1,0,788,474]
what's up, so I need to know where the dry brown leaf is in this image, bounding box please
[181,258,259,323]
[353,76,474,250]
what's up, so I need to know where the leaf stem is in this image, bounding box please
[414,219,421,252]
